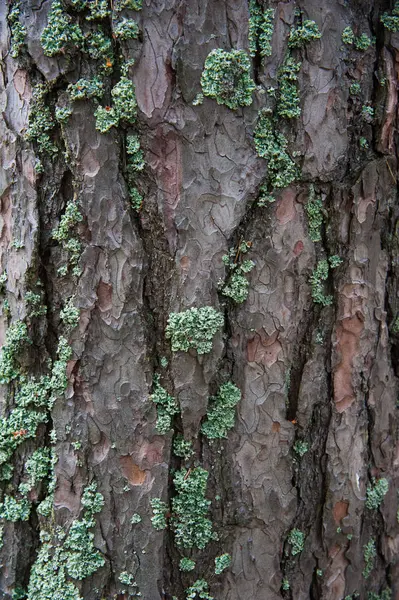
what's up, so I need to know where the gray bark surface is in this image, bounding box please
[0,0,398,599]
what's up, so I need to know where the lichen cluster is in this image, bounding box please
[200,49,256,110]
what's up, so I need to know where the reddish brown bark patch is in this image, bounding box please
[97,280,113,312]
[293,240,304,256]
[148,126,182,254]
[333,314,364,413]
[120,455,146,485]
[276,188,296,224]
[333,500,349,524]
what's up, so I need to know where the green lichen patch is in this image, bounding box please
[354,33,372,51]
[27,483,105,600]
[381,2,399,32]
[363,539,376,578]
[201,382,241,439]
[0,320,31,384]
[185,580,214,600]
[248,1,274,58]
[41,0,83,57]
[95,77,138,132]
[26,84,58,159]
[60,296,80,330]
[150,497,169,530]
[52,199,83,277]
[166,306,224,354]
[114,18,140,40]
[8,2,27,59]
[173,435,194,459]
[214,553,231,574]
[305,185,323,242]
[342,27,355,45]
[309,260,332,306]
[349,82,361,96]
[171,467,214,549]
[200,49,255,110]
[287,528,305,556]
[221,241,255,304]
[254,109,298,189]
[277,55,301,119]
[114,0,143,10]
[0,495,31,522]
[288,20,321,48]
[366,478,389,510]
[179,557,196,572]
[150,375,179,434]
[68,78,104,101]
[293,440,309,457]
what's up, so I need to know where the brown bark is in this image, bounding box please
[0,0,399,599]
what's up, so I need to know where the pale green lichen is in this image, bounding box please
[27,483,105,600]
[185,580,213,600]
[248,1,274,57]
[179,557,196,572]
[214,553,231,574]
[254,109,298,189]
[41,0,83,57]
[201,382,241,439]
[8,2,27,58]
[150,375,179,434]
[166,307,224,354]
[114,18,140,40]
[277,56,301,119]
[200,49,255,110]
[288,19,321,48]
[171,467,214,549]
[150,498,169,530]
[381,2,399,32]
[221,241,255,304]
[366,478,389,510]
[363,539,376,578]
[305,185,323,242]
[287,528,305,556]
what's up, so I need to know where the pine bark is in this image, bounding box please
[0,0,399,599]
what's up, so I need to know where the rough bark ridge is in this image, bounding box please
[0,0,399,599]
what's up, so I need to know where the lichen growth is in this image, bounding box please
[150,498,169,530]
[171,467,214,549]
[179,557,196,572]
[68,78,104,101]
[201,382,241,439]
[27,483,105,600]
[221,241,255,304]
[363,539,376,578]
[173,435,194,459]
[305,185,323,242]
[214,553,231,574]
[114,18,140,40]
[287,528,305,556]
[277,56,301,119]
[365,478,389,510]
[254,109,298,189]
[200,49,255,110]
[166,307,224,354]
[41,0,83,57]
[185,580,213,600]
[248,1,274,58]
[8,2,27,58]
[150,375,179,434]
[381,3,399,32]
[288,19,321,48]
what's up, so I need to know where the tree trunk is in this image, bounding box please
[0,0,399,599]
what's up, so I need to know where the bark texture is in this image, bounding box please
[0,0,399,599]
